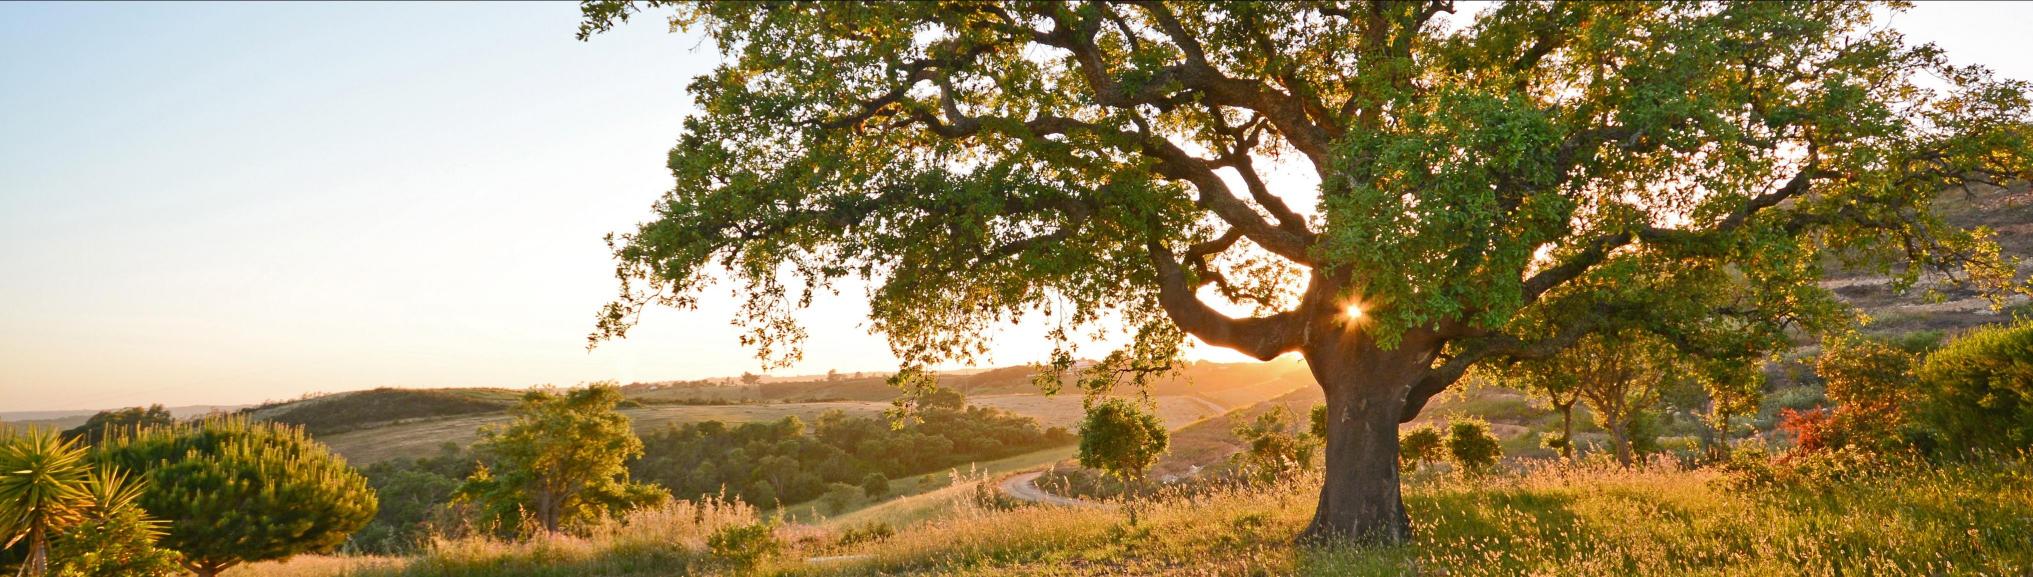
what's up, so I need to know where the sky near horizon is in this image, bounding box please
[4,2,2031,412]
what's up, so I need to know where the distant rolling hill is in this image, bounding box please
[199,359,1310,464]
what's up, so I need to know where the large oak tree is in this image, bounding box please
[579,1,2031,543]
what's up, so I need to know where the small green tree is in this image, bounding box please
[860,473,889,499]
[0,429,92,577]
[1231,406,1319,483]
[62,406,176,446]
[1077,399,1170,485]
[96,417,376,577]
[49,469,182,577]
[1501,357,1585,458]
[1916,320,2033,452]
[457,383,667,535]
[1565,332,1676,466]
[1398,426,1444,472]
[1444,420,1503,474]
[1078,398,1168,525]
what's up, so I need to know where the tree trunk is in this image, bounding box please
[1299,336,1433,545]
[1609,419,1633,466]
[1556,401,1576,459]
[185,560,234,577]
[25,525,46,577]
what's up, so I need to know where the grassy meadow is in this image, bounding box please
[230,451,2033,577]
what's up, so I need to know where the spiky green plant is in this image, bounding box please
[50,467,182,577]
[0,428,93,577]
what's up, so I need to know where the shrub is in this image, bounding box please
[1399,425,1443,472]
[860,472,890,499]
[1444,420,1503,474]
[706,521,780,573]
[819,482,860,515]
[1810,334,1921,453]
[835,521,894,546]
[1230,406,1319,483]
[1914,320,2033,453]
[95,417,377,577]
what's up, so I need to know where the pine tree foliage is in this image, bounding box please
[95,417,376,577]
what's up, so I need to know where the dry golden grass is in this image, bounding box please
[243,453,2033,577]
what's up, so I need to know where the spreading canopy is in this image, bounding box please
[583,1,2031,413]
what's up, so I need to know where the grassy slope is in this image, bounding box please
[293,359,1304,465]
[318,401,895,464]
[240,457,2033,577]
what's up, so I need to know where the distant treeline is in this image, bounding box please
[633,389,1073,508]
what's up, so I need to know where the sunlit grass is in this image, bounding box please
[237,455,2033,576]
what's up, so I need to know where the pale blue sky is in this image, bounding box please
[3,2,2030,411]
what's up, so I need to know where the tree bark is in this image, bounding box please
[25,525,46,577]
[1557,401,1576,459]
[1608,418,1633,466]
[1299,333,1436,545]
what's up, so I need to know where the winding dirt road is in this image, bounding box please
[1000,471,1095,507]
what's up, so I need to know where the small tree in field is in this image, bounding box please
[582,1,2033,543]
[1398,426,1444,472]
[1915,320,2033,453]
[1444,420,1503,474]
[457,383,667,535]
[1078,399,1169,494]
[96,418,376,577]
[1078,399,1170,482]
[1231,405,1320,483]
[1558,332,1678,466]
[1502,359,1584,458]
[0,429,91,577]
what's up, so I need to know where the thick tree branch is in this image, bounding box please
[1147,241,1306,360]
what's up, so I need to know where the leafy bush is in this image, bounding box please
[834,521,894,546]
[819,483,860,515]
[1444,420,1503,474]
[1399,425,1443,472]
[1229,405,1319,483]
[860,472,889,499]
[48,470,181,577]
[1914,320,2033,452]
[1789,335,1922,454]
[707,521,779,573]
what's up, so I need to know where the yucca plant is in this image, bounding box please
[48,467,182,577]
[0,428,93,577]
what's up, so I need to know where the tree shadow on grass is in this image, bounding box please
[1292,487,1585,576]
